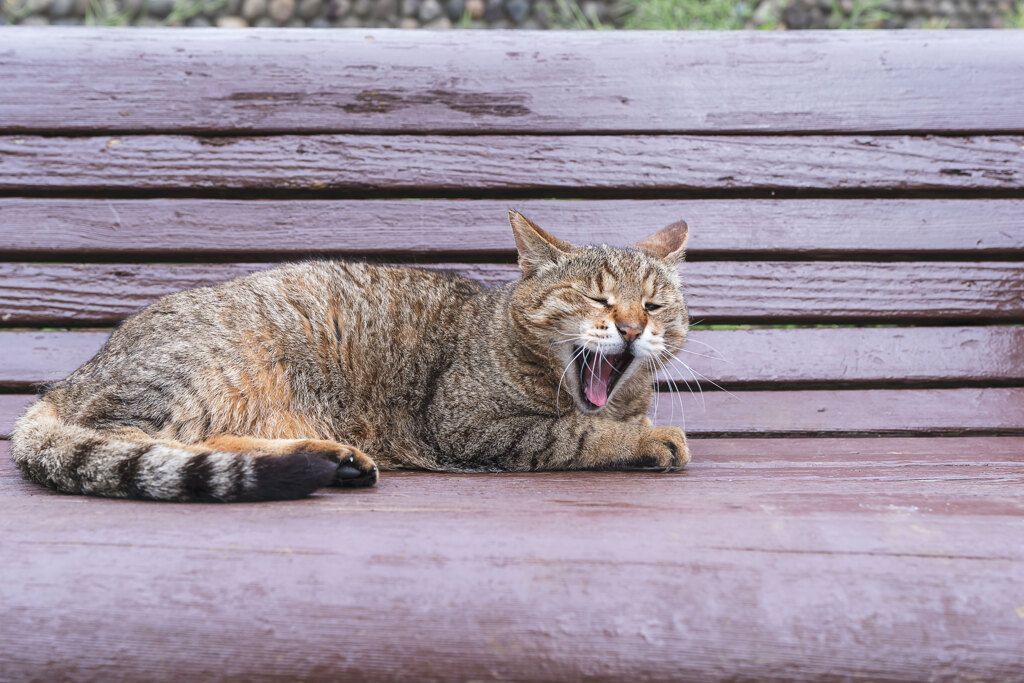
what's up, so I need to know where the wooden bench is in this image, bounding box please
[2,28,1023,679]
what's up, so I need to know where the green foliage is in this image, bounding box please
[555,0,609,29]
[623,0,753,29]
[1006,0,1024,27]
[827,0,889,28]
[83,0,223,25]
[85,0,132,25]
[161,0,224,24]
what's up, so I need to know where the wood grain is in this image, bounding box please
[3,387,1022,438]
[2,438,1024,680]
[2,134,1021,194]
[2,29,1023,134]
[3,327,1022,391]
[1,260,1021,326]
[4,198,1024,257]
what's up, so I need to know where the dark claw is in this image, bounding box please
[336,465,363,480]
[335,464,378,488]
[630,455,660,469]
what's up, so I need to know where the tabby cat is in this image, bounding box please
[12,211,691,502]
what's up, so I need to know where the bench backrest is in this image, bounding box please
[1,28,1022,439]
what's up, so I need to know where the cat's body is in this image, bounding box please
[12,212,691,502]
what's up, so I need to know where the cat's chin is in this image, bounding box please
[572,345,635,412]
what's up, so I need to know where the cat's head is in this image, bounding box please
[507,209,689,416]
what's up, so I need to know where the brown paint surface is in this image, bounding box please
[4,327,1024,391]
[3,198,1024,257]
[2,29,1022,134]
[4,388,1023,438]
[2,260,1023,326]
[2,439,1024,680]
[2,134,1021,193]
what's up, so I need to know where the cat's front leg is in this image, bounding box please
[544,416,690,472]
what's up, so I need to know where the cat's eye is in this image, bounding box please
[645,302,663,312]
[586,295,610,306]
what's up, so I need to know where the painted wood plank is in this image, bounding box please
[649,387,1024,437]
[2,29,1023,134]
[2,134,1021,194]
[1,261,1021,326]
[3,198,1024,257]
[3,327,1022,391]
[2,439,1023,681]
[4,388,1022,438]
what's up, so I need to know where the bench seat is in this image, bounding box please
[1,27,1022,679]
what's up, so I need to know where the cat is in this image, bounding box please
[11,210,691,502]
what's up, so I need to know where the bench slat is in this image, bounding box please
[3,134,1021,194]
[3,198,1024,257]
[3,327,1021,391]
[2,261,1021,325]
[3,439,1023,680]
[4,387,1022,438]
[2,29,1022,134]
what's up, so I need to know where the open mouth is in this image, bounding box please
[574,346,635,409]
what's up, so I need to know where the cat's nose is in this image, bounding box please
[617,323,643,343]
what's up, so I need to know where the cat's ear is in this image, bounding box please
[508,209,572,277]
[634,220,689,263]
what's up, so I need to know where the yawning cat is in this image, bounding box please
[12,211,691,502]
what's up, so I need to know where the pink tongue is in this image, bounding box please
[584,354,617,407]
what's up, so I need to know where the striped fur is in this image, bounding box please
[12,211,690,502]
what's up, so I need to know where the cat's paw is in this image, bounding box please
[332,445,379,488]
[291,440,379,488]
[633,426,690,471]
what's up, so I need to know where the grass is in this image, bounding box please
[1006,0,1024,27]
[557,0,900,29]
[83,0,224,24]
[623,0,753,30]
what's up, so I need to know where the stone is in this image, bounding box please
[298,0,322,18]
[399,15,418,25]
[221,0,242,13]
[254,14,274,23]
[241,0,265,19]
[443,0,463,20]
[418,0,441,20]
[48,0,74,17]
[268,0,294,22]
[505,0,528,22]
[351,0,369,13]
[482,0,502,20]
[424,13,450,24]
[19,13,50,23]
[519,16,539,27]
[340,14,361,24]
[372,0,396,19]
[309,15,328,24]
[400,0,417,14]
[187,14,211,23]
[464,0,482,17]
[326,0,349,18]
[147,0,174,15]
[215,14,248,25]
[122,0,145,15]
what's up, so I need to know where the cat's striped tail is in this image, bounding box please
[10,400,340,502]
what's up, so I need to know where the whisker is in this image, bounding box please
[682,337,730,360]
[657,354,702,412]
[555,345,587,418]
[670,356,743,402]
